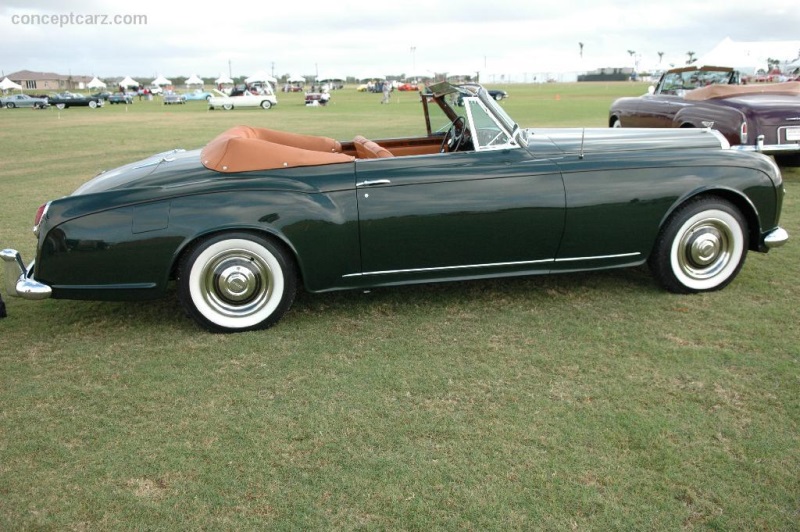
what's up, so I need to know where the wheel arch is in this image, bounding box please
[658,188,761,253]
[170,226,303,287]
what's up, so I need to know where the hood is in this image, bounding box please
[522,127,728,156]
[72,148,211,196]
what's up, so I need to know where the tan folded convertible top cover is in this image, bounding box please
[685,81,800,101]
[201,125,355,173]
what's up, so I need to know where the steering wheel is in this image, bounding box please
[440,116,467,153]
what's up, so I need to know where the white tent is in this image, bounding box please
[151,74,171,86]
[215,74,233,85]
[245,71,277,84]
[119,76,139,88]
[0,77,22,91]
[356,74,386,81]
[287,74,306,83]
[695,37,800,74]
[87,77,106,89]
[185,74,203,86]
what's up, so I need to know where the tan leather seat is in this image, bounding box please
[353,135,394,159]
[201,126,354,173]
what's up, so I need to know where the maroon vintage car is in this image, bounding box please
[609,66,800,163]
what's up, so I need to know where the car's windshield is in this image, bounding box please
[658,68,736,95]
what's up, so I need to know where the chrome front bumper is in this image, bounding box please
[764,227,789,249]
[0,249,52,300]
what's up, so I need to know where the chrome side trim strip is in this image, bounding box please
[343,252,641,278]
[554,252,641,263]
[343,258,553,278]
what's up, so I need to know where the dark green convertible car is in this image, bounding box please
[2,83,789,332]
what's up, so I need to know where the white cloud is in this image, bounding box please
[1,0,799,80]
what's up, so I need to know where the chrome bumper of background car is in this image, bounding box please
[0,249,52,300]
[733,135,800,154]
[764,227,789,249]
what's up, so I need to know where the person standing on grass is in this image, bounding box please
[381,81,391,104]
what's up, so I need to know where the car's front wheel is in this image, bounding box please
[178,233,297,333]
[222,103,233,110]
[649,197,748,293]
[89,101,97,108]
[261,100,272,109]
[610,117,622,128]
[56,103,65,110]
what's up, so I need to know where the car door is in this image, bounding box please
[628,94,684,128]
[354,148,565,285]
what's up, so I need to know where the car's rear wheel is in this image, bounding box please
[178,233,297,333]
[610,117,621,128]
[649,197,748,293]
[261,100,272,109]
[7,102,15,109]
[56,103,65,110]
[223,103,233,110]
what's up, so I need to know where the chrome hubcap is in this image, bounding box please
[678,221,731,280]
[202,250,272,316]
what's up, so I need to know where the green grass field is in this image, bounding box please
[1,83,798,530]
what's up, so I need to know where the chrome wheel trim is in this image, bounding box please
[188,238,285,329]
[612,118,622,128]
[222,103,233,110]
[669,209,744,290]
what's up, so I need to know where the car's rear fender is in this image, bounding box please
[673,105,747,145]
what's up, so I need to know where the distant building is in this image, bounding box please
[578,68,633,82]
[6,70,94,91]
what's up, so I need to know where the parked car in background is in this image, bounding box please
[48,92,104,109]
[609,65,800,164]
[1,82,788,333]
[208,86,277,110]
[108,93,134,104]
[91,92,112,101]
[397,83,420,91]
[1,94,49,109]
[162,91,186,105]
[455,83,508,105]
[183,89,214,101]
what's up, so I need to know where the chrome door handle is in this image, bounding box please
[356,179,391,187]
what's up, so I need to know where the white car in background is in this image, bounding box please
[208,87,277,110]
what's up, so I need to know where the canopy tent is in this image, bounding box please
[151,74,172,86]
[215,74,233,85]
[185,74,203,86]
[356,74,387,81]
[119,76,139,88]
[0,77,23,91]
[87,77,107,89]
[246,71,277,84]
[695,37,800,75]
[287,74,306,83]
